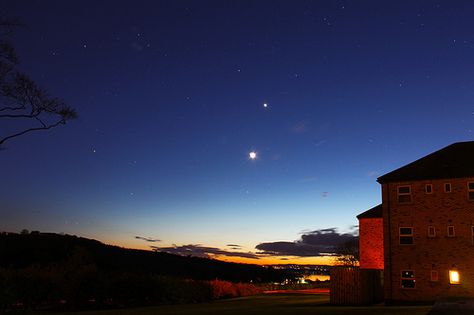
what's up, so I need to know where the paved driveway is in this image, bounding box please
[428,298,474,315]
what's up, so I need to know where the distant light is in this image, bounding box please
[249,151,257,160]
[449,270,460,284]
[263,103,268,108]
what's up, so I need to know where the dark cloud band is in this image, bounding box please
[255,228,357,257]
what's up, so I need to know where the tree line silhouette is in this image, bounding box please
[0,231,287,311]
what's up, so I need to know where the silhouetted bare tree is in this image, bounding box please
[335,237,359,266]
[0,19,76,148]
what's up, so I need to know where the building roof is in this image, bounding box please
[377,141,474,183]
[357,204,382,219]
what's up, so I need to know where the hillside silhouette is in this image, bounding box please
[0,231,287,311]
[0,231,284,282]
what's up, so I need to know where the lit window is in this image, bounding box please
[445,183,451,193]
[425,184,433,194]
[468,182,474,201]
[447,226,455,237]
[398,186,412,203]
[401,270,415,288]
[428,226,436,238]
[431,270,439,282]
[449,270,460,284]
[400,227,414,245]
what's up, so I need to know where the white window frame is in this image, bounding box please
[425,184,433,194]
[471,226,474,244]
[399,227,414,245]
[401,270,416,289]
[468,182,474,201]
[428,226,436,238]
[444,183,452,193]
[397,185,412,204]
[447,225,455,237]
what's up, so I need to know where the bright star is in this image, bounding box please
[249,151,257,160]
[263,103,268,108]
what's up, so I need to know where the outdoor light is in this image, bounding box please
[449,270,460,284]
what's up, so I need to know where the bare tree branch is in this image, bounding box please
[0,112,41,118]
[0,20,77,149]
[0,119,65,146]
[0,105,25,112]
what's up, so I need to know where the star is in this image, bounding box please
[249,151,257,160]
[263,103,268,108]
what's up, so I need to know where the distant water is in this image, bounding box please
[305,274,330,281]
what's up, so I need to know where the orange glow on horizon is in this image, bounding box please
[211,254,335,266]
[90,234,338,266]
[105,239,335,265]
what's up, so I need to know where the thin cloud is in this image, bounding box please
[313,139,327,147]
[135,236,161,243]
[290,121,308,134]
[256,241,320,257]
[367,171,378,177]
[271,153,282,160]
[151,244,260,259]
[226,244,242,248]
[299,176,318,183]
[226,244,243,250]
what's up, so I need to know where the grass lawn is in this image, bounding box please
[46,294,432,315]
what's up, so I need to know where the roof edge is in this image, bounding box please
[357,204,382,219]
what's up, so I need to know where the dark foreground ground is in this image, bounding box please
[44,293,432,315]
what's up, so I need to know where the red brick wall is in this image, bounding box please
[359,218,384,270]
[383,177,474,303]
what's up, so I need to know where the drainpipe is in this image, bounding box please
[386,182,393,303]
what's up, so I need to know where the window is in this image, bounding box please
[401,270,416,288]
[400,227,414,245]
[398,186,412,203]
[445,183,452,193]
[431,270,439,282]
[425,184,433,194]
[428,226,436,238]
[449,270,460,284]
[468,182,474,200]
[447,225,455,237]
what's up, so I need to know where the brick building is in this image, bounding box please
[369,141,474,303]
[357,204,384,270]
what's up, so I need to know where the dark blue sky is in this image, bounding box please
[2,1,474,264]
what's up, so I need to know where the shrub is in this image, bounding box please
[208,279,261,299]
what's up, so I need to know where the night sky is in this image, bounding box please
[2,1,474,265]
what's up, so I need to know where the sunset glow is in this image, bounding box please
[2,1,474,269]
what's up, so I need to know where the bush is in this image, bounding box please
[0,269,262,311]
[208,279,261,299]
